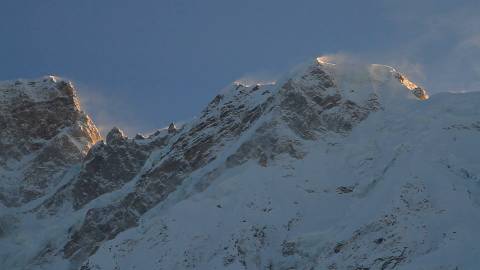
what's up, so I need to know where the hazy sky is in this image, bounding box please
[1,0,479,135]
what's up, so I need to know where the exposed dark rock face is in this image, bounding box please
[38,128,174,216]
[71,136,151,210]
[226,63,380,168]
[0,77,101,207]
[225,119,305,168]
[278,64,381,140]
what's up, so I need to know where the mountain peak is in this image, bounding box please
[313,56,429,100]
[0,75,79,105]
[106,126,127,144]
[0,75,101,206]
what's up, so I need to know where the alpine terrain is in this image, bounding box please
[1,57,479,270]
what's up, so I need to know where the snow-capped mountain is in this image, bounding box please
[1,58,479,270]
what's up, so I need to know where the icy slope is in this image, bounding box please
[1,58,479,270]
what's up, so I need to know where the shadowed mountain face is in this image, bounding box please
[1,59,479,270]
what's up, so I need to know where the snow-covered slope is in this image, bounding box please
[1,59,479,270]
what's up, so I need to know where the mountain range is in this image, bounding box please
[1,58,479,270]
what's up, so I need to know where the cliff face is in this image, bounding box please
[1,59,479,270]
[0,76,100,207]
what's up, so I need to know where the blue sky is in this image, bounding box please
[1,0,479,134]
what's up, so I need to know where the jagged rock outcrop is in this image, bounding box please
[168,123,177,134]
[105,127,127,145]
[38,127,175,216]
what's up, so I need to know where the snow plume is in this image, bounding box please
[314,53,390,81]
[382,0,480,93]
[316,53,425,85]
[75,83,143,137]
[233,70,278,87]
[315,53,389,75]
[312,53,429,101]
[316,52,370,64]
